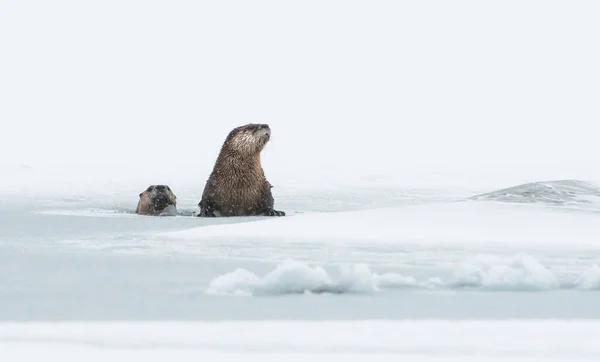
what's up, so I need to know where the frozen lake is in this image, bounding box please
[3,179,600,321]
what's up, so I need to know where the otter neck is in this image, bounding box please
[215,148,263,176]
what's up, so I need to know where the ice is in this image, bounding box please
[35,208,141,218]
[2,320,600,361]
[162,201,600,249]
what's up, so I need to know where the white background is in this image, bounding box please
[2,0,599,185]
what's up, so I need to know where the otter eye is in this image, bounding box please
[146,186,153,192]
[166,186,171,191]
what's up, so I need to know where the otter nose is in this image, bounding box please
[155,185,166,191]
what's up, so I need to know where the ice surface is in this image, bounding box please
[162,200,600,249]
[2,321,600,361]
[3,169,600,322]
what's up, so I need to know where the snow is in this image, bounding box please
[451,254,560,291]
[206,260,424,296]
[2,321,600,361]
[206,256,600,296]
[162,201,600,249]
[576,265,600,290]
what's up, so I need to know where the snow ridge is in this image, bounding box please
[469,180,600,205]
[207,256,600,296]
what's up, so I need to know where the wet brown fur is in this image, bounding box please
[136,185,177,216]
[197,123,285,217]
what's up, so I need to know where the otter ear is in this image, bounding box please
[139,192,143,198]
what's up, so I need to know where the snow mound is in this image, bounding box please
[576,264,600,290]
[206,260,433,296]
[469,180,600,205]
[451,255,600,291]
[452,254,559,290]
[207,257,600,296]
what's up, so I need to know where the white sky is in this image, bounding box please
[1,1,599,178]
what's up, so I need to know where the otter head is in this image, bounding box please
[139,184,177,212]
[224,123,271,156]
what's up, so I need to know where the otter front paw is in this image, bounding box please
[197,209,216,217]
[265,208,285,217]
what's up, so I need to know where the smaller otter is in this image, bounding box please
[198,123,285,217]
[136,185,177,216]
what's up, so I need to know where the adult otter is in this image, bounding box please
[136,184,177,216]
[197,123,285,217]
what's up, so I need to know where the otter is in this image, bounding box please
[197,123,285,217]
[136,184,177,216]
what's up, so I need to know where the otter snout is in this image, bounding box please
[153,193,171,209]
[152,187,174,205]
[252,124,271,140]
